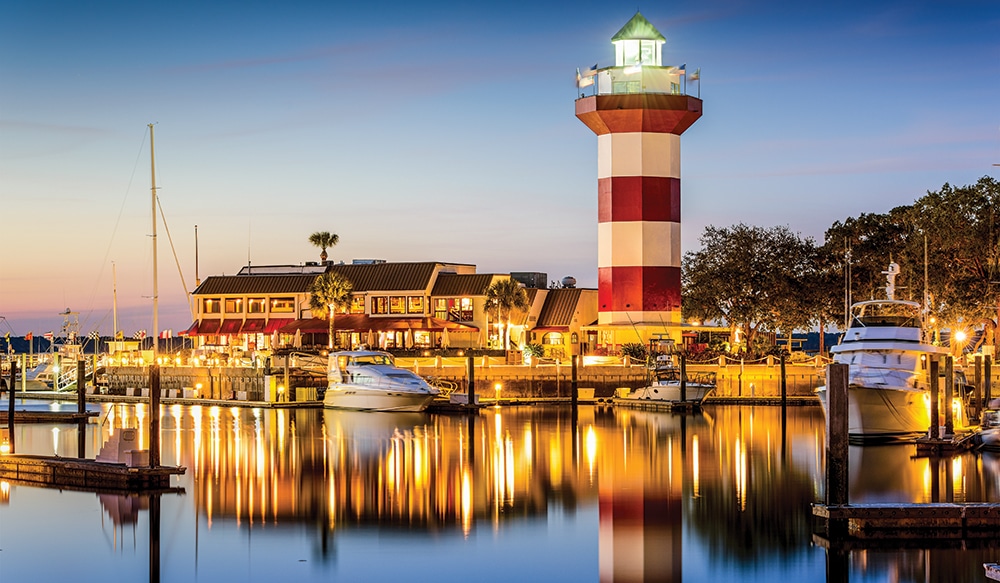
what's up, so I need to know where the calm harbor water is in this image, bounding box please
[1,400,999,582]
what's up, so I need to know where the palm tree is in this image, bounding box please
[484,278,530,350]
[309,272,353,349]
[308,231,340,263]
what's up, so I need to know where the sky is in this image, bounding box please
[1,0,998,338]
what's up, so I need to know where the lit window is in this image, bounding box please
[543,332,563,345]
[389,296,406,314]
[350,296,365,314]
[247,298,266,313]
[372,297,388,315]
[224,298,243,313]
[408,296,423,314]
[270,298,295,313]
[203,299,221,314]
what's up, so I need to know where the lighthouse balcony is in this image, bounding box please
[587,66,693,97]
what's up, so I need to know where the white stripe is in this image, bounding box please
[597,133,680,179]
[598,221,681,269]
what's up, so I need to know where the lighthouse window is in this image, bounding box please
[639,41,655,65]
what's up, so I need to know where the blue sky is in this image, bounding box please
[1,0,998,337]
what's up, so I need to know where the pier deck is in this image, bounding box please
[812,502,1000,540]
[0,454,185,491]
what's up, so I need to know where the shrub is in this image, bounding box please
[619,342,647,362]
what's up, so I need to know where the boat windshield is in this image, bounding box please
[351,354,395,367]
[850,301,920,328]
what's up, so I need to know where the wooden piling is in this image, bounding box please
[467,355,476,406]
[7,359,15,453]
[986,356,993,407]
[680,354,687,403]
[945,356,954,436]
[929,358,940,439]
[826,363,849,507]
[77,359,86,414]
[150,364,160,469]
[570,355,578,407]
[975,355,983,422]
[780,353,787,409]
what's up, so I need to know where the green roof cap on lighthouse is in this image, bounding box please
[611,12,665,42]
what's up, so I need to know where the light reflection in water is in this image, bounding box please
[10,402,1000,583]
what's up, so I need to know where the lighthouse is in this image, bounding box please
[576,12,701,348]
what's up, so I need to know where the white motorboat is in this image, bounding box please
[817,263,968,443]
[616,352,716,406]
[323,350,439,412]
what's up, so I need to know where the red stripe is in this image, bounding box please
[598,266,681,313]
[598,177,680,223]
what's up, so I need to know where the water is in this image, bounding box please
[0,400,998,582]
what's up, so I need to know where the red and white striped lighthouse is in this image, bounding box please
[576,12,701,345]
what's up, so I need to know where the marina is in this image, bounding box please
[5,396,1000,582]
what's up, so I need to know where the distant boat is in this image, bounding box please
[615,345,716,407]
[323,350,439,412]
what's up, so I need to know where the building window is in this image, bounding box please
[433,298,447,320]
[350,296,365,314]
[458,298,473,321]
[248,298,265,314]
[389,296,406,314]
[372,296,388,315]
[407,296,423,314]
[543,332,563,345]
[225,298,243,314]
[203,298,221,314]
[270,297,295,313]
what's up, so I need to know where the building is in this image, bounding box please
[182,261,598,356]
[575,12,702,349]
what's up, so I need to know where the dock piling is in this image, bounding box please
[929,358,940,439]
[7,359,15,453]
[150,364,160,469]
[826,363,849,507]
[77,359,86,415]
[945,356,954,436]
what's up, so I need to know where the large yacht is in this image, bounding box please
[818,263,966,443]
[323,350,439,412]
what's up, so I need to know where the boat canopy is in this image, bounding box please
[850,300,921,329]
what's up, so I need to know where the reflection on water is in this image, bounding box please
[1,400,999,582]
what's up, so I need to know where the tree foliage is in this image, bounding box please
[309,272,353,349]
[483,279,530,350]
[308,231,340,263]
[682,224,817,350]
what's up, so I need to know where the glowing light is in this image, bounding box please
[955,330,967,343]
[0,441,10,455]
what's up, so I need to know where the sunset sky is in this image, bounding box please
[1,0,997,337]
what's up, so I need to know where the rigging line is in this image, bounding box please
[156,195,195,320]
[80,127,151,334]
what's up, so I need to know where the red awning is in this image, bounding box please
[185,319,221,336]
[241,318,266,334]
[179,321,199,336]
[220,319,242,335]
[263,318,294,334]
[278,318,329,334]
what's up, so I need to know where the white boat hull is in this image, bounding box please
[323,385,437,412]
[846,385,930,442]
[620,383,714,404]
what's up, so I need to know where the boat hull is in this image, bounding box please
[846,385,930,443]
[323,385,437,412]
[619,383,714,404]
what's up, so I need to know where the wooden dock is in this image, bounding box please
[611,397,703,412]
[0,454,185,491]
[0,410,99,423]
[812,502,1000,540]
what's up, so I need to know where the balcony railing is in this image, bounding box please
[579,66,698,98]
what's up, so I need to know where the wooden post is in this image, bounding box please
[826,363,849,506]
[975,355,983,422]
[944,356,954,436]
[7,359,16,453]
[780,353,787,409]
[77,359,86,414]
[929,358,940,439]
[679,354,687,402]
[570,355,578,407]
[150,364,160,468]
[986,355,993,408]
[466,355,476,406]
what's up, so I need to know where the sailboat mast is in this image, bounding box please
[113,262,118,340]
[149,123,159,357]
